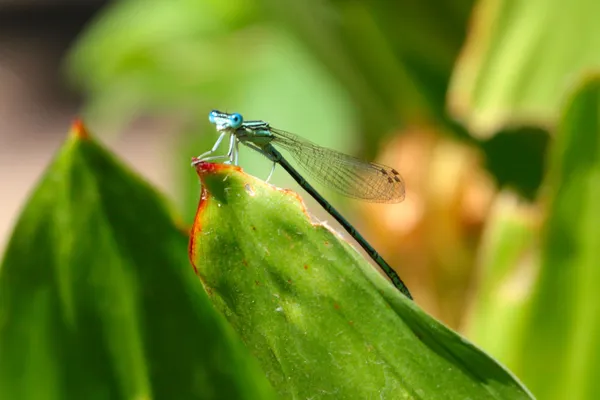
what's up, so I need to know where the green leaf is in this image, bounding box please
[0,122,277,400]
[189,162,533,399]
[464,191,539,370]
[504,75,600,399]
[448,0,600,138]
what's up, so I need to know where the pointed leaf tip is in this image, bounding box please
[69,118,90,140]
[1,125,278,399]
[189,161,238,272]
[192,160,242,179]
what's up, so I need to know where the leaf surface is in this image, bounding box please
[189,161,533,399]
[0,122,277,400]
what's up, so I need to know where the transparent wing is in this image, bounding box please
[269,128,405,203]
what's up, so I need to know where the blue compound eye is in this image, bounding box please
[228,113,243,128]
[208,110,219,124]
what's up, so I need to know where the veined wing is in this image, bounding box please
[269,128,405,203]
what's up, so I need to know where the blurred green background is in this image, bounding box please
[1,0,600,398]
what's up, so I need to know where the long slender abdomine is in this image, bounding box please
[266,144,413,299]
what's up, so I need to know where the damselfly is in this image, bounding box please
[194,110,412,299]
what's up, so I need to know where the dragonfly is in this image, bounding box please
[194,110,412,299]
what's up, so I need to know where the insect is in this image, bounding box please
[194,110,411,299]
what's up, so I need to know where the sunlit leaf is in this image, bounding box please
[189,161,533,399]
[449,0,600,138]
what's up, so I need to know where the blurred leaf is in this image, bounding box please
[0,122,277,399]
[464,192,539,369]
[506,75,600,399]
[467,75,600,399]
[189,162,533,399]
[449,0,600,138]
[65,0,263,126]
[259,0,477,152]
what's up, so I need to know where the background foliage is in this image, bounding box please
[2,0,600,398]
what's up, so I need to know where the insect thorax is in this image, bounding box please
[236,124,274,146]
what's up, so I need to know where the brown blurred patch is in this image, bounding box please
[360,125,496,329]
